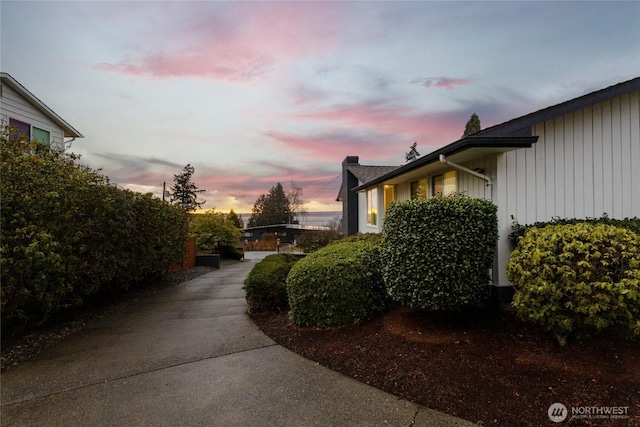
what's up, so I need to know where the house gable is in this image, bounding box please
[0,73,82,150]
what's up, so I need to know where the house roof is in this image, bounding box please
[1,72,83,139]
[336,164,398,201]
[348,165,400,184]
[352,136,538,191]
[351,76,640,192]
[477,76,640,137]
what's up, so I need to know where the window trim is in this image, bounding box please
[432,170,457,197]
[366,188,378,226]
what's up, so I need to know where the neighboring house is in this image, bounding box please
[338,77,640,300]
[0,72,83,150]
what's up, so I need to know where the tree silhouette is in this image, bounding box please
[248,182,305,227]
[405,142,420,163]
[463,113,481,137]
[170,164,205,213]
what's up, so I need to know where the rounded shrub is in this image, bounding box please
[507,223,640,344]
[243,254,299,313]
[381,195,498,311]
[286,239,388,327]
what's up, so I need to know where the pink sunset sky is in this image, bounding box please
[2,1,638,214]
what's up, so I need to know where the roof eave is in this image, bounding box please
[352,136,538,191]
[478,77,640,137]
[1,73,84,139]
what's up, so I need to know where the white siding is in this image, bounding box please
[495,89,640,287]
[0,83,65,149]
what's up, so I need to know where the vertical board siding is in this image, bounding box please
[630,90,640,216]
[563,113,575,218]
[498,90,640,286]
[601,100,614,215]
[582,106,595,217]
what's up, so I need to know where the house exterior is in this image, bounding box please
[0,72,82,150]
[339,77,640,300]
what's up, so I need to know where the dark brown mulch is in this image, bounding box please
[251,305,640,427]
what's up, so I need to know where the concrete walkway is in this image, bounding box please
[1,256,476,427]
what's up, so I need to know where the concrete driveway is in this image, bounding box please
[1,259,476,427]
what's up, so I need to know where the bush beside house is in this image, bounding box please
[381,195,498,311]
[286,238,388,327]
[507,223,640,345]
[243,254,299,313]
[1,130,188,328]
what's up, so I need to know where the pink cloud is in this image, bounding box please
[97,3,347,83]
[412,77,474,90]
[290,100,464,148]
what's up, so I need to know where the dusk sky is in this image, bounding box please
[2,1,638,214]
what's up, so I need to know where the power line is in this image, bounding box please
[307,173,341,200]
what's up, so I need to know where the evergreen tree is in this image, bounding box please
[228,209,244,229]
[170,164,206,213]
[405,142,420,163]
[463,113,481,137]
[248,182,303,227]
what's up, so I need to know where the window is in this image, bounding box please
[32,127,50,145]
[383,185,395,212]
[9,118,30,139]
[410,179,427,199]
[7,119,50,145]
[432,170,457,196]
[367,188,378,226]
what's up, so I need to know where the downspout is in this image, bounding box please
[439,154,492,186]
[64,137,76,151]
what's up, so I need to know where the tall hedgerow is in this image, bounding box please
[381,195,498,311]
[1,128,188,327]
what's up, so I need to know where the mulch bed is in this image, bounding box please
[251,305,640,426]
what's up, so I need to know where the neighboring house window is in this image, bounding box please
[383,185,395,212]
[367,188,378,226]
[410,179,427,199]
[432,170,457,196]
[33,127,50,145]
[8,118,50,145]
[9,118,30,139]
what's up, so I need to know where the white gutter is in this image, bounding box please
[439,154,492,186]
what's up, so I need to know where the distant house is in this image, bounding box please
[339,77,640,300]
[0,72,83,150]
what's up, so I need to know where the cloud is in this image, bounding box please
[288,99,467,153]
[264,129,398,163]
[95,2,347,83]
[412,77,474,90]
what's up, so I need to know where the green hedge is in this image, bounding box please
[507,223,640,344]
[381,195,498,311]
[509,214,640,247]
[1,129,188,328]
[286,239,388,327]
[244,254,299,313]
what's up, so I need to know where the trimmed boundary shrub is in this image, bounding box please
[1,129,188,328]
[507,223,640,345]
[286,239,388,327]
[381,195,498,311]
[244,254,299,313]
[509,214,640,247]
